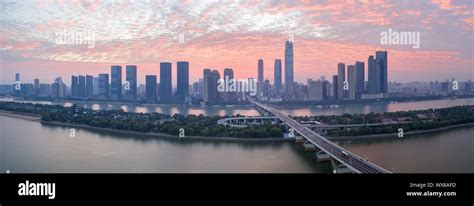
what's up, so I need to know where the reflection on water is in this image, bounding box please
[1,97,472,116]
[0,116,329,173]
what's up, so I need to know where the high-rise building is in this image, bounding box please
[284,40,294,94]
[376,51,388,93]
[274,59,282,94]
[258,59,264,83]
[159,62,172,102]
[332,75,338,99]
[78,75,86,97]
[125,65,137,101]
[307,79,327,101]
[39,84,51,97]
[13,73,20,96]
[223,68,234,102]
[176,61,189,103]
[203,69,220,104]
[71,75,78,97]
[34,79,40,96]
[98,74,109,100]
[347,65,356,99]
[337,63,345,99]
[110,65,122,100]
[145,75,157,102]
[367,55,377,93]
[93,77,99,96]
[355,61,365,99]
[86,75,93,97]
[51,77,65,98]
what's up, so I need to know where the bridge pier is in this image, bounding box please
[303,140,316,151]
[315,150,331,162]
[330,159,355,174]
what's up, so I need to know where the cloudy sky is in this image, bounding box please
[0,0,472,85]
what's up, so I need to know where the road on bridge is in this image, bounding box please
[249,98,391,174]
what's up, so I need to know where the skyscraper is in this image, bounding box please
[125,65,137,101]
[347,65,356,100]
[332,75,338,99]
[98,74,109,100]
[367,55,377,94]
[159,62,172,102]
[203,69,220,104]
[284,40,294,94]
[93,77,99,96]
[145,75,157,102]
[34,78,40,96]
[355,61,365,99]
[71,75,78,97]
[337,63,345,99]
[176,61,189,103]
[223,68,234,102]
[376,51,388,93]
[110,65,122,100]
[274,59,282,94]
[258,59,264,83]
[78,75,86,97]
[14,73,20,96]
[86,75,93,97]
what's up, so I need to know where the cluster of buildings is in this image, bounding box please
[1,40,472,105]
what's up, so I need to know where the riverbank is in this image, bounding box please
[327,122,474,141]
[2,109,473,143]
[39,120,292,143]
[0,110,41,121]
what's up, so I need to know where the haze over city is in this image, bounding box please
[0,0,473,85]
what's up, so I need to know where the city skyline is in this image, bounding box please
[0,1,473,85]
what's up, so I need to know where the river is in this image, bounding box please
[0,98,473,173]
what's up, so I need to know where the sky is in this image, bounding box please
[0,0,473,86]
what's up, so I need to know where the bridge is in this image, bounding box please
[248,97,391,174]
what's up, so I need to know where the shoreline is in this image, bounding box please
[39,120,292,143]
[327,122,474,141]
[1,109,473,143]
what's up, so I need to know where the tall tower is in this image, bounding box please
[125,65,137,101]
[159,62,172,102]
[284,40,294,95]
[274,59,282,94]
[337,63,345,99]
[110,65,122,100]
[176,61,189,103]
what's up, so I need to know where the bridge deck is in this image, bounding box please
[249,98,391,174]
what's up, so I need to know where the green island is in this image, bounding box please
[0,101,473,139]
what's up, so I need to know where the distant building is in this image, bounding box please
[307,79,327,101]
[355,61,365,99]
[222,68,234,102]
[146,75,157,102]
[39,84,51,97]
[110,65,122,100]
[125,65,137,101]
[376,51,388,93]
[203,69,220,104]
[258,59,264,83]
[347,65,356,99]
[93,77,99,96]
[86,75,93,97]
[337,63,345,99]
[284,40,294,94]
[98,74,109,100]
[176,61,189,103]
[51,77,66,99]
[71,75,78,97]
[274,59,282,94]
[332,75,338,99]
[159,62,172,102]
[367,55,377,93]
[78,75,86,97]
